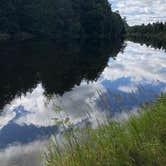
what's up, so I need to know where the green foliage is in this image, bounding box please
[0,0,125,41]
[126,22,166,50]
[44,95,166,166]
[127,22,166,39]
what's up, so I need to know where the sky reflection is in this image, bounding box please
[1,41,166,134]
[0,41,166,165]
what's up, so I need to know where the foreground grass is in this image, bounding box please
[44,95,166,166]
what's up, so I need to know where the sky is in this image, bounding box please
[109,0,166,25]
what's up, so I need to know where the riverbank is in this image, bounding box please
[44,94,166,166]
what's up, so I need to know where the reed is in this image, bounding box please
[44,94,166,166]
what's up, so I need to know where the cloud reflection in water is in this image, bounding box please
[0,41,166,165]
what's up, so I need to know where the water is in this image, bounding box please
[0,39,166,165]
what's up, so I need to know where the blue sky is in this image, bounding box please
[109,0,166,25]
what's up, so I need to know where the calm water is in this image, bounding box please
[0,40,166,166]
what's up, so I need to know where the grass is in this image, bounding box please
[43,94,166,166]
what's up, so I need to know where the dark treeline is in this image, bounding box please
[126,22,166,50]
[127,35,166,50]
[127,22,166,40]
[0,39,124,109]
[0,0,125,41]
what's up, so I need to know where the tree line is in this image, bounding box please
[127,22,166,38]
[0,0,125,41]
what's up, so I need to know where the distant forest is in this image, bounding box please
[126,22,166,50]
[127,22,166,40]
[0,0,125,41]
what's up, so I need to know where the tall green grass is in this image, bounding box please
[44,95,166,166]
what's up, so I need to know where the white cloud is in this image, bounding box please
[0,83,107,129]
[109,0,166,25]
[102,41,166,84]
[0,111,16,130]
[118,85,137,93]
[0,140,47,166]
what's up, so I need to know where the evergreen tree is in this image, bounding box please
[0,0,125,41]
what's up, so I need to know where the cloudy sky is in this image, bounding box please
[110,0,166,25]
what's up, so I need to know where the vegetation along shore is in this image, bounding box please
[44,94,166,166]
[126,22,166,40]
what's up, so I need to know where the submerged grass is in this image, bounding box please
[44,94,166,166]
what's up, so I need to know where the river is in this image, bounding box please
[0,40,166,166]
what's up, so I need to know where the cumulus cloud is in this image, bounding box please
[102,42,166,84]
[0,111,16,130]
[0,83,107,129]
[0,140,47,166]
[109,0,166,25]
[118,85,137,93]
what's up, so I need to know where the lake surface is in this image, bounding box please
[0,40,166,166]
